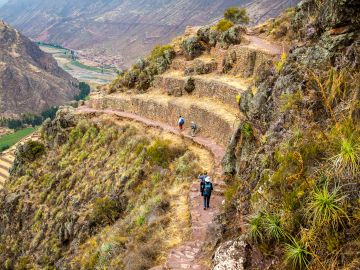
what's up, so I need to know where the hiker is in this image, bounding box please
[190,121,197,137]
[203,176,213,210]
[198,172,208,196]
[178,115,185,130]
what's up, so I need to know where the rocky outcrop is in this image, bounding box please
[212,236,249,270]
[0,22,78,117]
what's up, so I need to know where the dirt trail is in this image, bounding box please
[244,34,286,55]
[77,107,226,269]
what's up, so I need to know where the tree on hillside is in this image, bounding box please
[224,7,250,25]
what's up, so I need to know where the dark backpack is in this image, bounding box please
[203,182,212,196]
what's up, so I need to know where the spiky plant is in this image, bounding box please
[264,214,285,242]
[330,134,360,175]
[248,213,264,243]
[285,238,311,270]
[306,183,347,228]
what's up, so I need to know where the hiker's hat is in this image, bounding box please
[205,176,211,182]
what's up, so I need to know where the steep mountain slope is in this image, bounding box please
[0,108,211,269]
[0,21,79,117]
[0,0,299,67]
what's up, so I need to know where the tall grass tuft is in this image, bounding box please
[330,134,360,175]
[248,213,264,243]
[285,238,311,270]
[306,183,347,229]
[264,214,285,242]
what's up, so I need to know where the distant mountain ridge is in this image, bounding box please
[0,0,299,68]
[0,21,78,116]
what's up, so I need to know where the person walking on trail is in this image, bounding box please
[178,115,185,130]
[191,121,197,137]
[198,172,208,196]
[203,176,213,210]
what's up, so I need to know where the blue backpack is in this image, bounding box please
[203,182,212,196]
[179,117,185,125]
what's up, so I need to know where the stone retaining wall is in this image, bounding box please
[211,44,277,78]
[153,75,244,109]
[88,95,236,147]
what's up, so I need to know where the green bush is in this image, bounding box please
[150,45,174,61]
[21,141,45,161]
[75,82,91,101]
[216,19,234,32]
[184,77,195,94]
[146,139,185,167]
[91,196,122,225]
[224,7,250,24]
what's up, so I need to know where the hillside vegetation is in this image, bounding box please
[0,0,359,269]
[215,0,360,269]
[0,108,205,269]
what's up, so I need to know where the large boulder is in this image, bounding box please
[42,106,77,147]
[212,235,249,270]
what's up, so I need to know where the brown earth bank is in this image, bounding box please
[0,21,79,117]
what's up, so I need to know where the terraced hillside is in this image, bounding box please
[82,21,283,269]
[2,1,358,269]
[0,131,39,188]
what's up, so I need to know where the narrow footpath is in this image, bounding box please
[77,107,226,269]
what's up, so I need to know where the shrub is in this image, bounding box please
[224,7,250,24]
[74,82,91,101]
[242,122,253,138]
[236,94,241,105]
[184,77,195,94]
[149,45,174,61]
[146,139,185,167]
[91,196,122,225]
[18,141,45,161]
[275,52,287,73]
[284,238,311,270]
[306,183,347,228]
[216,19,234,32]
[182,37,205,60]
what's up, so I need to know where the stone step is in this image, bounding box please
[88,93,240,148]
[0,169,9,179]
[171,57,217,75]
[210,42,279,78]
[0,162,10,172]
[0,155,14,165]
[153,71,249,109]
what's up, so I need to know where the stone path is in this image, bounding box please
[77,107,226,269]
[244,34,287,55]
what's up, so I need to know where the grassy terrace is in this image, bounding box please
[0,127,36,152]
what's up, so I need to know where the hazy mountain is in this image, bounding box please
[0,21,78,116]
[0,0,299,67]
